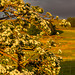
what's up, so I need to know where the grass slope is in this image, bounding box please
[39,28,75,75]
[50,29,75,75]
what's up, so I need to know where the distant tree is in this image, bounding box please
[59,19,71,27]
[67,17,75,27]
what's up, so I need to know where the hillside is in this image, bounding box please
[39,28,75,75]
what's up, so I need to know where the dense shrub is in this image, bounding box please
[67,17,75,27]
[59,19,71,27]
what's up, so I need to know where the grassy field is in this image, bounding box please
[57,29,75,75]
[41,28,75,75]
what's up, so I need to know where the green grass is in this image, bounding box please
[55,29,75,75]
[49,28,75,75]
[59,60,75,75]
[41,28,75,75]
[59,30,75,37]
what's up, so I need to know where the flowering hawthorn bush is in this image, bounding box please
[59,19,71,27]
[0,0,61,75]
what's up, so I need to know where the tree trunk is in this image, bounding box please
[17,53,22,72]
[48,22,56,35]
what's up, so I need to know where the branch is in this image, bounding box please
[0,15,16,20]
[22,46,36,51]
[0,49,18,62]
[0,49,26,69]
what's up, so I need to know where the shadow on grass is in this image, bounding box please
[56,30,64,34]
[59,60,75,75]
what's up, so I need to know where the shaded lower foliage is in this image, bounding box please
[27,22,57,36]
[27,25,42,35]
[56,30,63,34]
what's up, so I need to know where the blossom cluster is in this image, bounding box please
[0,64,34,75]
[56,16,59,20]
[32,47,61,75]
